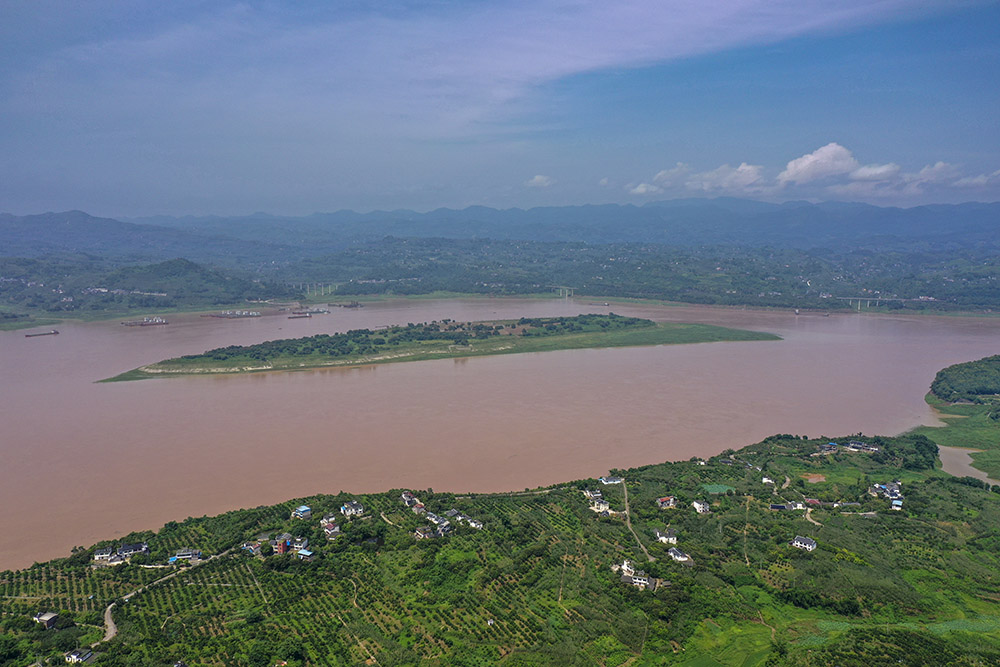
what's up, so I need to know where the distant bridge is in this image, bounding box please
[552,286,576,298]
[834,296,935,310]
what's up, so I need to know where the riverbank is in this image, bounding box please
[11,286,1000,334]
[102,317,781,382]
[913,394,1000,480]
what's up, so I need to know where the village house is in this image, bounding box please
[33,612,58,629]
[466,518,484,530]
[118,542,148,557]
[173,548,202,561]
[291,536,309,551]
[296,549,314,562]
[656,496,677,509]
[412,503,426,514]
[65,648,93,663]
[891,499,904,511]
[583,489,603,500]
[321,516,341,540]
[414,526,435,539]
[341,500,365,517]
[692,500,711,514]
[620,559,636,576]
[599,476,624,485]
[93,546,115,561]
[591,498,611,512]
[762,476,775,485]
[291,505,312,520]
[769,503,789,511]
[667,547,690,562]
[791,536,817,551]
[401,491,418,507]
[241,541,262,556]
[621,571,651,589]
[654,529,677,544]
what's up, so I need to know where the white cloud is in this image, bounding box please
[628,182,663,195]
[954,169,1000,187]
[598,177,610,187]
[904,161,960,184]
[686,163,765,193]
[525,174,554,188]
[653,162,691,185]
[850,163,900,181]
[778,143,858,185]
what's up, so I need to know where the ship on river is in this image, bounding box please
[25,330,59,338]
[121,316,168,327]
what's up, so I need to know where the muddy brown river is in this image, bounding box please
[2,299,998,569]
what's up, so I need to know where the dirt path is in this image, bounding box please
[380,512,395,526]
[246,563,268,605]
[622,480,655,563]
[742,497,751,567]
[805,508,823,526]
[781,476,791,489]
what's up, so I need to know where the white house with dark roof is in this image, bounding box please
[667,547,689,562]
[791,536,817,551]
[93,546,115,561]
[692,500,711,514]
[118,542,148,557]
[654,529,677,544]
[341,500,365,517]
[599,476,624,485]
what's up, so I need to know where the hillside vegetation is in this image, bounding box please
[931,355,1000,403]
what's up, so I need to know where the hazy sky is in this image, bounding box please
[2,0,999,215]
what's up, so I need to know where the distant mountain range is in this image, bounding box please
[2,198,998,264]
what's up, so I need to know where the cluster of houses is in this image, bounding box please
[92,542,148,565]
[403,492,484,539]
[870,481,904,510]
[815,440,881,456]
[91,540,209,567]
[584,488,614,516]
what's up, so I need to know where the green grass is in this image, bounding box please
[911,394,1000,478]
[102,321,780,382]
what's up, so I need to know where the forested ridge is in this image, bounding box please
[931,355,1000,403]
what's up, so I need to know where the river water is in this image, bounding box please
[2,299,998,569]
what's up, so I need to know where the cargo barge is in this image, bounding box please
[121,317,168,327]
[25,329,59,338]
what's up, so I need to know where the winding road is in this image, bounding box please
[93,548,233,647]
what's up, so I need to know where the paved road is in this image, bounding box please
[94,549,233,647]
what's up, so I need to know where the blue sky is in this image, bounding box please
[1,0,998,216]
